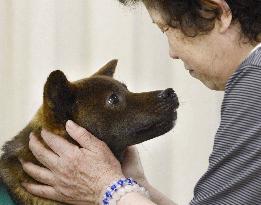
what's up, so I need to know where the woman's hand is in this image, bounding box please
[20,120,124,205]
[121,146,148,186]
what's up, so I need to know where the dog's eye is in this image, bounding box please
[108,94,120,105]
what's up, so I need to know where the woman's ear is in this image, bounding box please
[213,0,233,33]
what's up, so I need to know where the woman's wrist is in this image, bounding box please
[135,177,151,191]
[99,174,125,202]
[118,192,156,205]
[99,177,150,205]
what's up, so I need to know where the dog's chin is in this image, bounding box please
[129,111,177,145]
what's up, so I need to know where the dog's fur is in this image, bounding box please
[0,59,179,205]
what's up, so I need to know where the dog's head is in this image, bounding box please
[43,59,179,160]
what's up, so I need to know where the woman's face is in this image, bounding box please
[147,8,239,91]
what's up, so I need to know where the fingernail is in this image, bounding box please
[21,182,28,187]
[66,120,77,130]
[18,158,24,164]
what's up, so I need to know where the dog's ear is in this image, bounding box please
[93,59,118,77]
[44,70,75,123]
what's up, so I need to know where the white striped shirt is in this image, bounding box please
[190,47,261,205]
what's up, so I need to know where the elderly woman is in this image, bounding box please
[21,0,261,204]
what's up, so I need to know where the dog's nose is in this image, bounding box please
[158,88,177,100]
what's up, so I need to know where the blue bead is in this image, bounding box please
[127,178,132,184]
[111,184,117,191]
[103,199,109,205]
[117,179,124,186]
[106,192,112,198]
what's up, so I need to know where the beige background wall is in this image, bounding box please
[0,1,224,204]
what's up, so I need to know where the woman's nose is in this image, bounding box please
[169,49,179,59]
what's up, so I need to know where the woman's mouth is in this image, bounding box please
[184,64,194,73]
[184,63,192,70]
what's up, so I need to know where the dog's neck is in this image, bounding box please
[31,106,67,136]
[31,106,126,163]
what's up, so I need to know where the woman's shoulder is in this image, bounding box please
[225,47,261,93]
[241,47,261,68]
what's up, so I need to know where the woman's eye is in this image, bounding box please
[108,94,120,105]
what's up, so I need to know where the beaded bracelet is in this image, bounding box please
[101,177,150,205]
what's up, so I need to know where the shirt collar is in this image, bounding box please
[249,42,261,56]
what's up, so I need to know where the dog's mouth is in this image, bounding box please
[135,112,177,135]
[128,110,177,145]
[135,122,158,135]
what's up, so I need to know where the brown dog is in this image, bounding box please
[0,59,179,205]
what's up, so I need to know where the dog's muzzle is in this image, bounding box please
[158,88,179,109]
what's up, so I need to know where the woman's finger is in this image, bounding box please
[20,160,54,186]
[22,183,60,201]
[29,133,58,170]
[41,129,78,157]
[65,120,102,149]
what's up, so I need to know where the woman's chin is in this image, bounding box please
[202,80,221,91]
